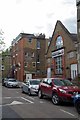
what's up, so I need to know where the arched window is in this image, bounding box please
[56,36,63,49]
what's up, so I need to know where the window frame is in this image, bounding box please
[28,38,32,43]
[32,62,36,67]
[55,56,62,74]
[56,36,63,49]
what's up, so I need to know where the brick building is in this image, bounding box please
[11,33,49,81]
[76,0,80,76]
[10,21,78,81]
[46,20,78,80]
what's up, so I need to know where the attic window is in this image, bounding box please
[56,36,63,49]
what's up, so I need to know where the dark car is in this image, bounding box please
[2,78,8,86]
[2,78,5,86]
[74,94,80,114]
[38,78,80,105]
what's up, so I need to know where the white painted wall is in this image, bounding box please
[47,68,51,78]
[26,74,32,80]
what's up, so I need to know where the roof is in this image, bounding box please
[71,34,77,42]
[11,32,46,45]
[20,33,35,38]
[46,20,77,54]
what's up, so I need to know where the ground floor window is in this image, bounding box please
[55,56,62,74]
[71,64,77,79]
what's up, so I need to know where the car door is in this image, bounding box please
[46,79,53,97]
[41,78,52,96]
[23,81,29,93]
[41,78,48,94]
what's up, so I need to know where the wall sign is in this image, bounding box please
[52,49,64,58]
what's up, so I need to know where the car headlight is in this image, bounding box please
[59,89,67,93]
[8,83,12,85]
[73,92,78,96]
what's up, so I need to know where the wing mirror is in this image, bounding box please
[49,82,52,86]
[26,83,29,86]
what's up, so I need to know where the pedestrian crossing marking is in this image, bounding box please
[10,100,23,105]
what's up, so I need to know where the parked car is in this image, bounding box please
[2,78,8,86]
[22,79,41,95]
[38,78,80,105]
[4,78,19,88]
[74,94,80,114]
[2,78,5,86]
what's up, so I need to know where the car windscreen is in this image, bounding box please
[63,79,73,86]
[8,79,16,82]
[30,80,40,85]
[53,79,73,86]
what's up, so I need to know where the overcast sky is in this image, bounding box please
[0,0,77,48]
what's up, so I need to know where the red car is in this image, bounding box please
[38,78,80,105]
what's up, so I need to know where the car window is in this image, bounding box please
[53,79,65,86]
[53,79,74,86]
[30,80,40,85]
[47,79,52,85]
[8,79,16,82]
[43,78,48,84]
[26,81,29,85]
[63,79,73,86]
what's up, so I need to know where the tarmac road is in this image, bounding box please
[1,85,80,119]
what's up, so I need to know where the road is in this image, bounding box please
[1,85,80,119]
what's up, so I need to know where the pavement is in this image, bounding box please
[0,83,2,119]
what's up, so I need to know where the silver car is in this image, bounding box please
[5,78,19,88]
[22,79,41,95]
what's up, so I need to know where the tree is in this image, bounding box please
[0,29,5,52]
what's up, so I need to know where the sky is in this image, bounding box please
[0,0,77,48]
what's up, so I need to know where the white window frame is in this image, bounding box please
[32,52,34,58]
[55,56,62,74]
[25,52,28,57]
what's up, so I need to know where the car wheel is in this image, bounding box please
[5,83,6,87]
[5,83,8,87]
[7,84,9,88]
[22,88,24,93]
[38,89,43,99]
[28,89,31,96]
[76,101,80,114]
[52,93,60,105]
